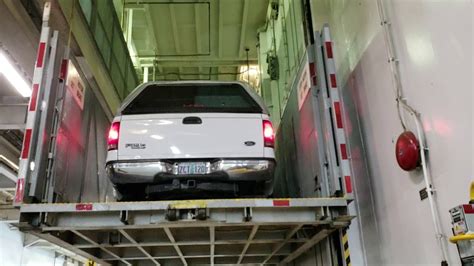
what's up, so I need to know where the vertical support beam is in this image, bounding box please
[168,4,181,53]
[279,0,291,96]
[143,4,163,75]
[143,66,149,83]
[210,226,215,266]
[238,0,249,58]
[237,0,249,81]
[211,66,219,81]
[124,8,142,73]
[126,9,133,44]
[168,3,183,79]
[194,5,203,80]
[218,0,223,58]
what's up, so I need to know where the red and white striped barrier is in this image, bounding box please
[321,26,353,197]
[15,2,51,205]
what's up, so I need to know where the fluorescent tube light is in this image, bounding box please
[0,52,31,97]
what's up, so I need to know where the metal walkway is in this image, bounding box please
[18,197,353,265]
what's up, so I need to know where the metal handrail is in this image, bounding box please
[450,234,474,244]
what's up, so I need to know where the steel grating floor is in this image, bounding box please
[39,223,338,265]
[18,198,352,265]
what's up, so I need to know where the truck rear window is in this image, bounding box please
[122,84,263,114]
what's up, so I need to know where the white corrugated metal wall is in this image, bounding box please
[311,0,472,265]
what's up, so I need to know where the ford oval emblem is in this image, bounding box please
[244,141,256,146]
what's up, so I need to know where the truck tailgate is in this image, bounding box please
[118,113,264,160]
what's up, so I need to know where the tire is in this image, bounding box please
[263,179,274,198]
[114,184,146,201]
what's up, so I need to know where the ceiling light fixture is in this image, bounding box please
[0,52,31,97]
[239,64,260,91]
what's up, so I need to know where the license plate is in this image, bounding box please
[176,162,208,175]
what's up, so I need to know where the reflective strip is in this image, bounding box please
[14,178,25,204]
[325,41,333,58]
[344,176,352,194]
[21,129,32,159]
[334,102,343,128]
[59,59,69,81]
[29,84,39,111]
[36,42,46,68]
[273,200,290,207]
[463,204,474,214]
[309,62,317,85]
[340,144,348,160]
[330,74,337,88]
[76,203,93,211]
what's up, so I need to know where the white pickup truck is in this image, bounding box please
[105,81,275,200]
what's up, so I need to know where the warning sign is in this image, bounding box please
[297,61,311,110]
[66,61,85,110]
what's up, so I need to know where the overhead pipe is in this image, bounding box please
[155,68,255,80]
[375,0,450,264]
[0,155,19,172]
[449,234,474,244]
[0,189,14,202]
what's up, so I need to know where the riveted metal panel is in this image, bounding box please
[53,72,114,203]
[274,45,330,199]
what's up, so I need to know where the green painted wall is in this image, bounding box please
[59,0,139,112]
[258,0,307,126]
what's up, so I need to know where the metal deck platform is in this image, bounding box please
[17,197,353,265]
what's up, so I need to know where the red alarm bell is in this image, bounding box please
[395,131,421,171]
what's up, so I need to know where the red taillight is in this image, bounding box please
[108,122,120,150]
[263,120,274,147]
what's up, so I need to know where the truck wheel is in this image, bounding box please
[196,208,207,220]
[166,209,178,221]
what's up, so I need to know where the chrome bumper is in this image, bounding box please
[106,159,275,184]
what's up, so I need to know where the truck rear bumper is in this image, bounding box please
[106,159,275,184]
